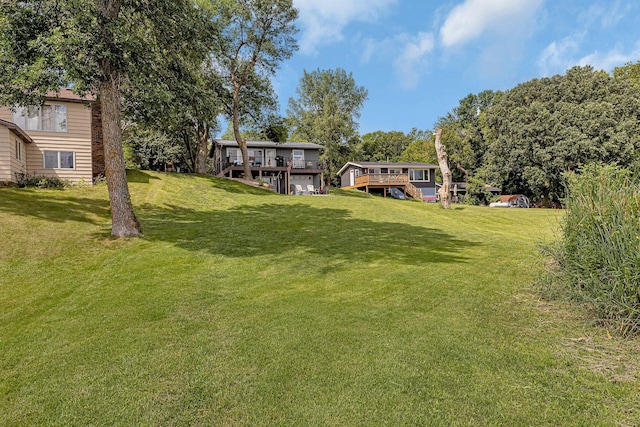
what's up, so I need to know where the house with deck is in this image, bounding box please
[338,161,439,201]
[211,139,324,194]
[0,89,104,184]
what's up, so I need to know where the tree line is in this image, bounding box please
[343,64,640,207]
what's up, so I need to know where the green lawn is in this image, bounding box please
[1,170,638,426]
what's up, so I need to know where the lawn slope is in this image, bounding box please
[1,171,638,426]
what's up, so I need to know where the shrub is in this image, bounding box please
[542,164,640,334]
[14,171,68,189]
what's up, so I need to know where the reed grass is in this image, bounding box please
[543,164,640,334]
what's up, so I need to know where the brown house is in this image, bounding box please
[0,89,104,184]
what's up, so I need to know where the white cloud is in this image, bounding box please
[536,33,585,76]
[579,0,631,30]
[537,34,640,76]
[394,32,435,89]
[440,0,545,47]
[578,45,640,72]
[294,0,397,54]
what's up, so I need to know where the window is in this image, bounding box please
[227,148,242,165]
[15,139,22,161]
[13,105,67,132]
[409,169,430,182]
[43,151,74,169]
[292,149,304,168]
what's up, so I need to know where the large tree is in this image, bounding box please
[482,66,640,204]
[212,0,298,180]
[0,0,205,236]
[124,34,225,174]
[435,90,501,183]
[355,130,411,162]
[287,68,368,185]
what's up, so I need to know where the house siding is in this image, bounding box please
[0,101,93,183]
[340,165,357,187]
[0,128,27,182]
[0,127,11,181]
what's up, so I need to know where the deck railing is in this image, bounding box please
[354,173,424,201]
[222,156,320,170]
[355,173,409,186]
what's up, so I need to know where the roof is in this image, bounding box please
[45,88,95,103]
[214,139,323,150]
[337,161,439,176]
[0,119,33,144]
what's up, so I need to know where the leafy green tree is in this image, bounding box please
[613,60,640,89]
[399,129,438,164]
[436,90,501,182]
[287,68,368,185]
[483,66,640,204]
[220,114,289,142]
[212,0,298,180]
[124,34,225,174]
[355,131,411,162]
[123,125,183,171]
[0,0,205,236]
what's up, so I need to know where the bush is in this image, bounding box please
[542,164,640,334]
[14,171,68,189]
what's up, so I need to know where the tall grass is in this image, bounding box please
[544,164,640,334]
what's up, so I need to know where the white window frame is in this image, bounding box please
[409,169,430,182]
[13,104,68,132]
[43,150,75,169]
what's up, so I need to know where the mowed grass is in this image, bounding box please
[1,170,638,426]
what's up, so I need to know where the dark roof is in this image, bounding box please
[337,161,439,175]
[45,88,95,103]
[0,119,33,143]
[215,139,323,150]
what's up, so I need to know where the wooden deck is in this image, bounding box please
[344,174,423,200]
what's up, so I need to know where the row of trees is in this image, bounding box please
[349,64,640,207]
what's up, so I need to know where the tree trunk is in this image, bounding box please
[456,162,471,183]
[232,92,252,180]
[434,128,452,209]
[100,74,142,236]
[195,123,209,174]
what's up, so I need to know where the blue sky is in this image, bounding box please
[269,0,640,136]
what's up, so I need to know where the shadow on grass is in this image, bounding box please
[140,202,481,267]
[328,188,373,199]
[205,177,275,196]
[126,170,161,183]
[0,188,110,225]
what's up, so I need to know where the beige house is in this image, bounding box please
[0,89,104,185]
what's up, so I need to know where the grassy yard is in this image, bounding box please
[1,170,638,426]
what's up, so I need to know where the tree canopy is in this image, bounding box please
[0,0,209,236]
[482,66,640,203]
[212,0,298,179]
[287,68,368,184]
